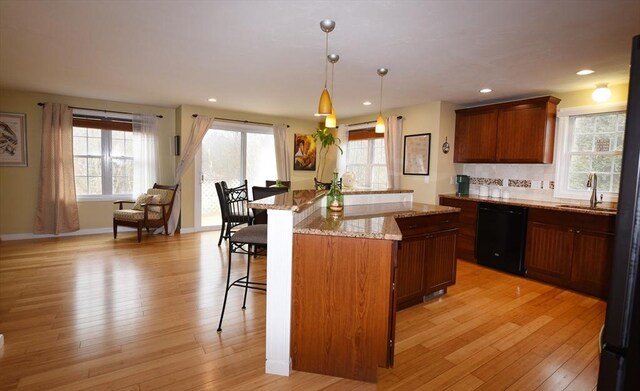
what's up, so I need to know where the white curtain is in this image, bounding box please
[336,124,349,174]
[273,123,290,181]
[165,115,215,235]
[132,114,159,196]
[384,116,403,188]
[34,102,80,234]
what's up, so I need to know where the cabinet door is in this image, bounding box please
[454,109,498,162]
[396,236,427,309]
[424,230,458,293]
[525,222,574,286]
[439,197,478,262]
[496,102,551,163]
[571,230,614,298]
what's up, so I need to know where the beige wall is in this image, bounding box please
[341,100,457,204]
[0,89,177,235]
[175,104,317,230]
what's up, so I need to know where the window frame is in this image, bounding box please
[554,103,626,202]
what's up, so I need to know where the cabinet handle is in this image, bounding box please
[568,228,573,233]
[441,220,450,223]
[576,230,581,234]
[407,224,418,229]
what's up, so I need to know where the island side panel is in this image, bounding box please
[291,233,395,383]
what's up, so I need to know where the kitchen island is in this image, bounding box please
[250,189,459,382]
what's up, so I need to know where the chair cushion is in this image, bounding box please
[132,193,154,211]
[230,224,268,246]
[114,209,162,222]
[147,189,173,213]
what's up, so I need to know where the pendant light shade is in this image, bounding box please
[317,19,336,116]
[325,108,337,128]
[318,88,332,115]
[375,114,385,133]
[375,68,388,133]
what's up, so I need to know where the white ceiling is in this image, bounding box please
[1,0,638,120]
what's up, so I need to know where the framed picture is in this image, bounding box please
[403,133,431,175]
[0,112,28,167]
[293,133,316,171]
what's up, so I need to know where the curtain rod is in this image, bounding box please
[191,114,289,128]
[37,102,163,118]
[345,115,403,127]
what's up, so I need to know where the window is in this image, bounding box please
[73,127,134,198]
[555,105,626,200]
[345,128,387,188]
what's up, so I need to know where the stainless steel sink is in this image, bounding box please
[557,204,617,213]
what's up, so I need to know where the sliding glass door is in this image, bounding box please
[196,122,276,230]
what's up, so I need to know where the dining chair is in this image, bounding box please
[314,177,341,190]
[217,181,268,332]
[265,180,291,188]
[215,180,253,246]
[252,186,288,225]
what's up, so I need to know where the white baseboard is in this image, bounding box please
[1,227,196,241]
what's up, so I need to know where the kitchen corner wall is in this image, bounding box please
[458,83,629,202]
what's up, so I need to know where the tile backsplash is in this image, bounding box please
[461,163,557,201]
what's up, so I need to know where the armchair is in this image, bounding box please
[113,183,178,242]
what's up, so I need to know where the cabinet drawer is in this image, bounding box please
[396,213,459,237]
[528,207,616,233]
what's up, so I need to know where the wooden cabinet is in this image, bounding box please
[395,212,458,310]
[525,208,615,298]
[439,196,478,262]
[454,96,560,163]
[291,234,397,382]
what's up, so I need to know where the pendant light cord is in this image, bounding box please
[324,33,329,88]
[379,75,384,115]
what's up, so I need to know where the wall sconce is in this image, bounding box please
[592,83,612,103]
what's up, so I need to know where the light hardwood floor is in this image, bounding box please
[0,232,604,390]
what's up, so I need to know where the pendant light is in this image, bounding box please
[375,68,388,133]
[318,19,335,115]
[325,53,339,128]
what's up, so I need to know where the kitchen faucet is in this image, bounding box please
[586,173,603,208]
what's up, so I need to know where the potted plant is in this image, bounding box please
[312,126,343,181]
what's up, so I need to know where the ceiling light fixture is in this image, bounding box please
[363,101,372,106]
[207,98,217,102]
[592,83,612,102]
[375,68,388,134]
[479,88,492,93]
[317,19,335,116]
[576,69,595,76]
[325,53,339,128]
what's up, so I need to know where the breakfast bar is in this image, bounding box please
[250,188,460,382]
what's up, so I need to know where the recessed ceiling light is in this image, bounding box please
[363,101,372,106]
[479,88,492,93]
[207,98,217,102]
[576,69,595,76]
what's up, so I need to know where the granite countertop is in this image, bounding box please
[440,194,618,216]
[294,202,460,240]
[249,188,414,213]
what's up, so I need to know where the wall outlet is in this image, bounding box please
[450,176,455,185]
[424,176,430,184]
[531,180,541,190]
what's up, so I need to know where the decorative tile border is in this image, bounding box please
[469,177,555,189]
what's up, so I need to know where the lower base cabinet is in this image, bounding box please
[525,208,615,298]
[396,212,459,310]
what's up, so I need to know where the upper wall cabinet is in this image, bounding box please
[454,96,561,163]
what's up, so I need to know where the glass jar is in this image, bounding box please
[326,171,344,212]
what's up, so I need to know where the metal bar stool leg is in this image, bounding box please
[217,243,234,332]
[242,244,252,310]
[217,221,226,246]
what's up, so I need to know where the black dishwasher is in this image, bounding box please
[476,203,528,276]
